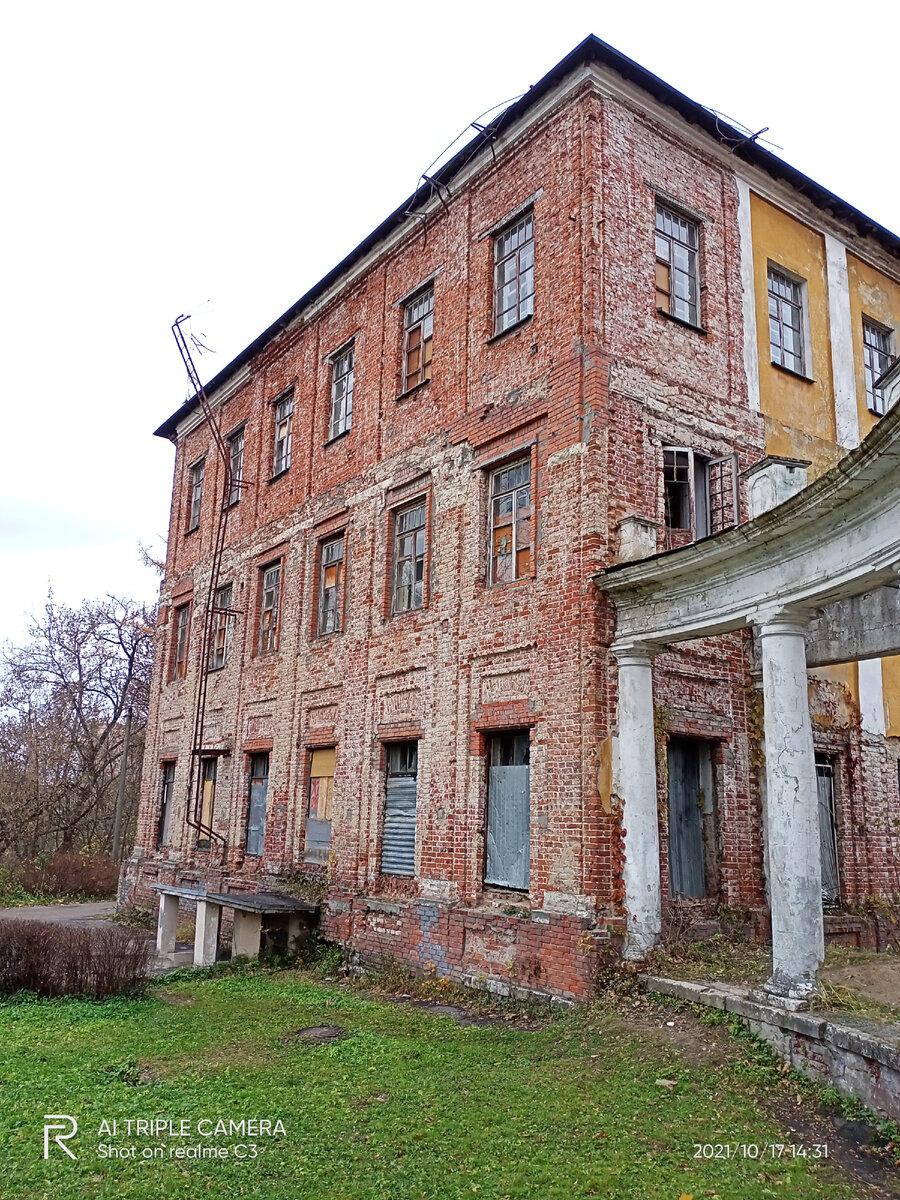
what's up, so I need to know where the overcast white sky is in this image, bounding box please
[2,0,898,645]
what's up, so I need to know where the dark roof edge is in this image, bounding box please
[155,33,900,441]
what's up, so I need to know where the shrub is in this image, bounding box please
[0,920,150,998]
[17,852,119,899]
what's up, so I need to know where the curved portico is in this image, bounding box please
[598,392,900,1003]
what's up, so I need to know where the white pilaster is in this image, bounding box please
[824,234,860,450]
[858,657,887,736]
[613,643,661,959]
[193,899,220,967]
[736,177,760,414]
[756,612,823,1001]
[156,892,179,957]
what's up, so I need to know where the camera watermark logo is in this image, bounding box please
[43,1115,78,1159]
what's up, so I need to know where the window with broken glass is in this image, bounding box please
[197,756,217,849]
[329,345,354,439]
[403,286,434,391]
[655,204,700,326]
[392,503,426,613]
[306,747,335,861]
[208,584,234,670]
[863,319,892,416]
[171,602,190,680]
[228,427,245,504]
[258,562,281,654]
[272,390,294,476]
[663,446,738,547]
[157,761,175,848]
[318,536,344,635]
[494,214,534,334]
[490,459,532,584]
[768,268,805,374]
[187,459,205,531]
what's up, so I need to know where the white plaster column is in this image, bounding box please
[756,612,824,1001]
[736,177,761,414]
[232,909,262,959]
[613,643,661,959]
[193,899,220,967]
[824,234,860,451]
[156,893,179,958]
[858,658,887,736]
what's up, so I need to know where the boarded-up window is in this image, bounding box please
[246,752,269,857]
[484,732,530,890]
[306,747,335,862]
[197,757,217,849]
[490,459,531,583]
[318,537,344,635]
[157,761,175,848]
[382,742,417,876]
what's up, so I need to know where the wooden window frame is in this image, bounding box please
[272,389,294,477]
[329,343,355,440]
[256,560,282,656]
[197,756,217,850]
[157,760,176,849]
[227,426,245,505]
[187,458,205,532]
[863,317,893,417]
[655,202,700,327]
[208,583,234,671]
[767,266,807,375]
[170,601,191,680]
[305,746,336,862]
[403,286,434,392]
[663,445,738,547]
[316,534,345,636]
[391,500,428,615]
[493,213,534,335]
[488,457,533,585]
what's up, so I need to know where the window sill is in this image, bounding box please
[486,573,535,591]
[387,604,428,622]
[311,628,343,643]
[206,664,226,674]
[395,379,431,402]
[324,427,351,447]
[184,525,199,537]
[486,313,533,345]
[655,307,707,335]
[269,467,290,484]
[770,360,814,383]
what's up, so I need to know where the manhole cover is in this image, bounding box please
[283,1025,345,1044]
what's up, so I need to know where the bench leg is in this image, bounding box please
[232,910,262,959]
[194,900,220,967]
[156,893,179,957]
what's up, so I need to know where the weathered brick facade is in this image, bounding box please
[123,39,900,998]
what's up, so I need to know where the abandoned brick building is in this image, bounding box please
[123,35,900,1001]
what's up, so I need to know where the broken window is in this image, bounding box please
[484,731,530,890]
[329,344,354,439]
[403,286,434,391]
[246,752,269,856]
[197,757,217,849]
[171,602,191,680]
[863,319,892,417]
[318,536,344,635]
[157,761,175,848]
[382,741,417,876]
[306,747,335,862]
[663,446,737,547]
[655,203,700,326]
[667,738,717,899]
[768,268,805,374]
[258,562,281,654]
[208,584,234,671]
[490,459,532,583]
[392,502,426,613]
[273,389,294,476]
[816,755,840,904]
[228,427,245,505]
[494,213,534,334]
[188,459,205,531]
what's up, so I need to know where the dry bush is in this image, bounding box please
[0,920,150,997]
[17,852,119,899]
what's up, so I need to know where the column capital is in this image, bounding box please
[752,604,818,637]
[611,638,662,665]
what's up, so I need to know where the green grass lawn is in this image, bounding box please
[1,969,892,1199]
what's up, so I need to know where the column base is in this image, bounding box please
[753,967,818,1010]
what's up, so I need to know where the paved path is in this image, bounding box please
[0,901,116,926]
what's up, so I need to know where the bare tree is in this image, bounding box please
[0,594,155,859]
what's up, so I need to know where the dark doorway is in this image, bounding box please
[666,738,716,898]
[816,755,840,903]
[484,731,530,890]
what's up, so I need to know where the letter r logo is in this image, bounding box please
[43,1115,78,1159]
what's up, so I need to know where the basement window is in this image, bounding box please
[663,447,737,548]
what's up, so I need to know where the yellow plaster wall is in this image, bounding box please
[846,253,900,442]
[882,655,900,738]
[750,195,839,479]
